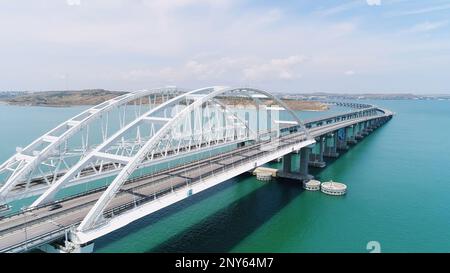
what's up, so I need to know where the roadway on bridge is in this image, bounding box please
[0,113,385,252]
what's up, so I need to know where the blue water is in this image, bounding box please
[2,100,449,252]
[0,105,89,162]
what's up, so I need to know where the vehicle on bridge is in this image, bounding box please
[0,86,393,253]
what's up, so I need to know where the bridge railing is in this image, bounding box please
[0,133,279,235]
[1,104,388,224]
[90,129,310,229]
[2,114,393,249]
[302,106,380,127]
[0,224,77,253]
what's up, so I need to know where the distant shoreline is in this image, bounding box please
[0,90,330,111]
[0,89,127,108]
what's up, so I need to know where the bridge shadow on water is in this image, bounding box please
[94,127,388,253]
[94,173,305,253]
[149,180,303,253]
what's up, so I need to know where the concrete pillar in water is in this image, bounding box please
[282,153,292,173]
[277,148,313,181]
[376,118,380,127]
[324,132,339,158]
[319,135,325,162]
[333,132,338,154]
[355,122,364,140]
[361,121,368,136]
[337,128,349,150]
[309,136,326,168]
[299,146,311,178]
[365,121,371,134]
[346,125,356,144]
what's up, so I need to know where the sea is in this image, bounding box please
[1,99,449,253]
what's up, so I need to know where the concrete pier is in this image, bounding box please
[309,136,326,168]
[278,146,313,181]
[336,128,349,150]
[0,91,396,253]
[346,125,357,145]
[282,153,292,173]
[355,122,364,140]
[324,132,339,158]
[299,147,310,177]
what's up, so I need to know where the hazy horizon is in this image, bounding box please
[2,89,450,96]
[1,0,450,94]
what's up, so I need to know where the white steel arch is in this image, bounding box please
[0,87,182,204]
[74,86,311,231]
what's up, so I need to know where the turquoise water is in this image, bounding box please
[0,105,89,161]
[1,100,449,252]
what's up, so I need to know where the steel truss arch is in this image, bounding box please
[73,86,311,231]
[0,87,182,204]
[30,86,232,207]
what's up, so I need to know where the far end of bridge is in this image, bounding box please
[0,86,393,253]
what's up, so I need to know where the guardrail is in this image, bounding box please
[0,224,77,253]
[0,104,392,251]
[92,129,312,229]
[1,105,386,225]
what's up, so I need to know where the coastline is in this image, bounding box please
[0,97,330,111]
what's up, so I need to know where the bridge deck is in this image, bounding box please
[4,106,383,200]
[0,112,391,252]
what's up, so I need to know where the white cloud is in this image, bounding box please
[243,56,307,81]
[366,0,381,6]
[1,0,449,93]
[408,21,448,33]
[66,0,81,6]
[345,70,356,76]
[389,3,450,16]
[315,1,361,17]
[259,9,283,24]
[123,55,307,83]
[123,57,245,82]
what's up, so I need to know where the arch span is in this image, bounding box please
[71,86,311,231]
[0,87,183,204]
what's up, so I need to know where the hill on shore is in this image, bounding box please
[1,89,127,107]
[0,89,328,111]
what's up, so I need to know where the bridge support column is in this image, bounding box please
[299,147,313,180]
[346,125,357,145]
[309,136,326,168]
[361,121,369,136]
[324,133,339,158]
[278,147,313,182]
[355,122,364,140]
[373,118,381,129]
[336,128,349,150]
[282,153,292,173]
[366,120,374,133]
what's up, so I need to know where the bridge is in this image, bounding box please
[0,86,393,253]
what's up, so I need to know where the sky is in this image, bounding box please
[0,0,449,94]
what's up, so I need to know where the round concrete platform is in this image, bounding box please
[321,180,347,196]
[303,179,321,191]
